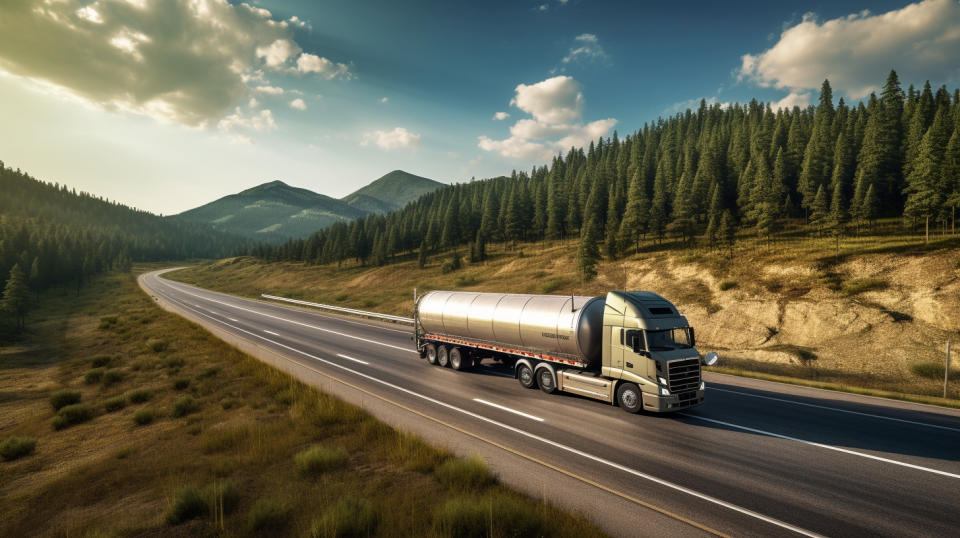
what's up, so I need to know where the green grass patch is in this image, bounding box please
[49,389,81,411]
[90,355,113,368]
[718,280,737,291]
[295,445,348,476]
[102,369,123,387]
[433,493,550,538]
[842,277,888,296]
[247,499,288,532]
[172,378,190,391]
[127,389,152,403]
[84,368,104,384]
[310,498,378,538]
[53,404,95,430]
[133,409,156,426]
[103,396,127,413]
[0,436,37,461]
[145,337,169,353]
[171,396,198,418]
[434,456,497,490]
[201,426,250,454]
[166,485,208,525]
[910,361,958,379]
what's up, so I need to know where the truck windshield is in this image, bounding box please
[645,328,694,351]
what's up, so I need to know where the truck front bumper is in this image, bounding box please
[641,389,705,412]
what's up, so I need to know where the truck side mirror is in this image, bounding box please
[689,327,696,347]
[703,351,719,366]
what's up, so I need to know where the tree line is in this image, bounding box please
[0,163,245,335]
[251,71,960,278]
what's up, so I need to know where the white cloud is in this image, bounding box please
[256,39,301,69]
[0,0,349,127]
[510,76,583,124]
[770,91,812,111]
[739,0,960,99]
[248,97,259,108]
[665,96,732,114]
[361,127,421,150]
[289,98,306,110]
[296,53,353,79]
[217,107,277,139]
[253,85,284,95]
[538,4,549,12]
[480,76,616,161]
[562,33,608,65]
[287,15,309,28]
[380,97,389,103]
[493,111,510,120]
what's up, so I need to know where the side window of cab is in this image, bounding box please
[624,329,644,352]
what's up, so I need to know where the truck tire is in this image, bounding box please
[616,382,642,414]
[537,367,557,394]
[517,363,536,389]
[425,343,438,365]
[450,347,465,370]
[437,346,450,368]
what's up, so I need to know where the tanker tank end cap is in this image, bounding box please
[702,351,719,366]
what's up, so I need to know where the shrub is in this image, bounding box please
[91,355,113,368]
[539,277,566,294]
[166,486,208,525]
[334,293,349,302]
[433,494,549,538]
[50,390,81,411]
[102,370,124,387]
[173,378,190,391]
[172,396,199,418]
[361,299,377,308]
[455,274,480,287]
[202,426,250,454]
[146,338,168,353]
[434,456,496,490]
[441,253,463,274]
[127,389,152,403]
[206,481,241,516]
[163,357,185,369]
[104,396,127,412]
[842,278,888,296]
[719,280,737,291]
[199,366,220,378]
[248,499,288,532]
[85,369,105,384]
[910,361,957,379]
[220,397,242,410]
[133,409,155,426]
[0,436,37,461]
[53,404,95,429]
[98,315,118,330]
[311,498,378,538]
[295,445,348,476]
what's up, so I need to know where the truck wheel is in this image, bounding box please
[450,347,464,370]
[517,363,536,389]
[538,368,557,394]
[425,343,438,365]
[616,383,642,414]
[437,346,450,368]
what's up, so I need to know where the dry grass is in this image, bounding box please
[169,219,960,404]
[0,269,603,537]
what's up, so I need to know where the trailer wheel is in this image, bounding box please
[425,343,438,365]
[616,382,642,414]
[517,363,536,389]
[537,368,557,394]
[450,347,465,370]
[437,346,450,368]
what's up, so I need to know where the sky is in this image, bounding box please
[1,0,959,215]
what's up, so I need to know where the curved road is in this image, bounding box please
[140,270,960,538]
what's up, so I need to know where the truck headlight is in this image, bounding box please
[699,381,705,391]
[658,376,668,386]
[659,386,670,396]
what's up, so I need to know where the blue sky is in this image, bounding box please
[0,0,958,214]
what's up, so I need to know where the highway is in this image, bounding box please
[140,269,960,538]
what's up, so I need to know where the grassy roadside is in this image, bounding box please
[0,268,604,537]
[168,227,960,409]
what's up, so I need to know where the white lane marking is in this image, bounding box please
[147,284,821,538]
[712,387,960,433]
[680,413,960,480]
[165,279,411,335]
[160,282,418,354]
[227,318,239,322]
[336,353,369,365]
[473,398,544,422]
[264,330,281,337]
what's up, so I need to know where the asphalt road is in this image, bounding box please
[140,270,960,538]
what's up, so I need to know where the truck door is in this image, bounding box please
[608,326,624,375]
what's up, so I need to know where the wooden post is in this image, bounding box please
[945,341,952,399]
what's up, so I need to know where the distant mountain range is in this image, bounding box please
[177,170,444,242]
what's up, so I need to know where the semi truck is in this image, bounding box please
[414,290,718,413]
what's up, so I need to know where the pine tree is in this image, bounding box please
[719,209,736,258]
[941,127,960,234]
[904,105,951,242]
[417,241,428,269]
[861,184,879,230]
[617,168,649,253]
[704,183,722,249]
[469,231,486,263]
[810,185,829,237]
[2,263,30,331]
[828,170,848,255]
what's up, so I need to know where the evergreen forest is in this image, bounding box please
[254,71,960,279]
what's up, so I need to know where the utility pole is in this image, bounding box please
[945,341,952,399]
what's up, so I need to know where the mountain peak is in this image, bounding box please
[342,170,444,214]
[238,180,290,196]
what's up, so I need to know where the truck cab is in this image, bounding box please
[601,291,708,412]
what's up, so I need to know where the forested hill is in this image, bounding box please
[255,71,960,276]
[0,162,244,298]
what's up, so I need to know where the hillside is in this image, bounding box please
[169,229,960,406]
[177,180,366,242]
[342,170,444,214]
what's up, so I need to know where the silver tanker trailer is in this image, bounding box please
[414,290,718,413]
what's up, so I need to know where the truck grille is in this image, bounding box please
[668,358,701,394]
